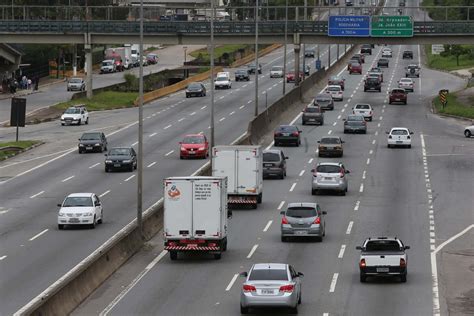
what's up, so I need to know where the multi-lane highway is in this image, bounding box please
[0,41,350,314]
[72,41,471,316]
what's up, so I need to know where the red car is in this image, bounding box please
[389,88,408,105]
[348,62,362,74]
[179,134,209,159]
[286,72,304,83]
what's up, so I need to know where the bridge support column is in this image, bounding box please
[294,44,301,86]
[73,44,77,77]
[85,44,93,99]
[328,44,331,68]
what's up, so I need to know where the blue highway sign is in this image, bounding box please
[328,15,370,37]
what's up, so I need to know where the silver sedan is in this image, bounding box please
[240,263,303,314]
[311,162,350,195]
[281,202,326,242]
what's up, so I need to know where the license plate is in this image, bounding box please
[309,119,315,121]
[187,244,198,248]
[395,98,401,101]
[114,163,121,167]
[86,146,93,150]
[325,177,332,180]
[396,141,403,144]
[264,163,273,167]
[261,289,275,295]
[376,267,389,273]
[282,133,290,136]
[295,230,307,235]
[189,151,195,154]
[69,218,79,223]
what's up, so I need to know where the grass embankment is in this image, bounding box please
[424,45,474,71]
[190,45,249,63]
[0,140,40,160]
[433,93,474,119]
[54,91,138,111]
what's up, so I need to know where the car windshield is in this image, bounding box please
[277,125,297,132]
[102,61,112,66]
[286,207,317,218]
[182,136,204,144]
[330,77,342,82]
[316,165,341,173]
[365,240,401,251]
[248,269,288,281]
[271,66,283,71]
[108,148,130,156]
[392,129,408,135]
[355,104,370,109]
[321,137,341,144]
[305,107,320,113]
[69,78,82,83]
[64,108,80,114]
[81,133,100,140]
[263,152,280,162]
[62,197,93,207]
[348,115,364,121]
[248,64,256,68]
[216,77,227,82]
[350,62,360,66]
[328,87,341,92]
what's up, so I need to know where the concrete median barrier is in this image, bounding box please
[231,44,283,68]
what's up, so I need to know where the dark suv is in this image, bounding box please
[248,63,262,74]
[235,69,250,81]
[314,93,334,110]
[364,77,382,92]
[78,132,108,153]
[263,149,288,179]
[360,45,372,55]
[274,125,302,147]
[402,50,413,59]
[302,106,324,125]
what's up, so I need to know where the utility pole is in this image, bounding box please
[282,0,288,95]
[137,0,144,240]
[210,0,215,153]
[254,0,259,117]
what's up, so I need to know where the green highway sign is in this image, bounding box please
[371,16,413,37]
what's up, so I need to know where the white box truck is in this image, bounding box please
[212,145,263,209]
[164,176,230,260]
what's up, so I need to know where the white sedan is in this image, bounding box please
[57,193,104,229]
[398,78,414,92]
[387,127,414,148]
[326,85,343,101]
[382,48,392,58]
[464,125,474,137]
[353,103,373,121]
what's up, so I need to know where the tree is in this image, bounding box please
[441,45,469,66]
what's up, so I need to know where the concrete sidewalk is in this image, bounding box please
[0,77,66,101]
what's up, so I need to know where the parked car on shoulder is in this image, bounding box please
[60,105,89,126]
[389,88,408,104]
[179,134,209,159]
[235,69,250,81]
[67,77,85,91]
[387,127,413,148]
[78,132,107,153]
[57,193,103,230]
[311,162,350,195]
[185,82,206,98]
[318,136,344,157]
[344,114,367,134]
[302,105,324,125]
[104,147,137,172]
[281,202,326,242]
[274,125,302,146]
[314,93,334,110]
[270,66,284,78]
[263,149,288,179]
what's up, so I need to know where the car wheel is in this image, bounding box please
[464,130,472,137]
[369,117,373,122]
[257,193,262,204]
[77,119,81,125]
[98,210,103,224]
[280,173,284,179]
[360,274,367,283]
[281,236,287,242]
[316,235,323,242]
[340,190,346,196]
[129,164,134,172]
[400,274,407,283]
[90,216,96,229]
[389,101,392,104]
[311,189,317,195]
[186,94,189,98]
[78,149,83,154]
[105,167,109,172]
[408,144,412,148]
[58,224,64,230]
[387,144,391,148]
[169,251,178,260]
[61,123,65,126]
[298,292,302,304]
[290,304,298,314]
[240,305,249,314]
[180,155,183,159]
[302,120,306,125]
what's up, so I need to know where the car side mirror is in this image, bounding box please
[404,246,410,250]
[356,246,362,250]
[341,141,345,143]
[345,170,351,174]
[239,272,248,277]
[280,211,285,215]
[297,272,304,277]
[322,211,327,215]
[285,156,289,159]
[410,132,414,135]
[317,141,320,143]
[310,169,315,173]
[78,138,81,141]
[57,203,62,207]
[96,202,101,206]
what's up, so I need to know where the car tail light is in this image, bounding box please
[281,216,289,225]
[313,217,321,224]
[400,258,406,268]
[340,170,345,178]
[279,284,294,293]
[274,132,282,137]
[359,259,366,268]
[243,284,256,292]
[291,132,299,136]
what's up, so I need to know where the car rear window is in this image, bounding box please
[271,66,283,71]
[188,83,201,89]
[391,130,408,135]
[109,148,130,155]
[392,89,405,94]
[286,207,317,218]
[305,107,320,113]
[63,197,93,207]
[316,97,331,103]
[328,86,341,92]
[183,136,205,144]
[81,133,101,140]
[365,240,401,251]
[320,138,340,144]
[249,269,289,281]
[366,78,379,83]
[277,125,297,132]
[347,115,364,121]
[355,104,370,109]
[263,152,280,162]
[316,165,341,173]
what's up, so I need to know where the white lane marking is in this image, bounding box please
[329,273,339,293]
[333,122,337,126]
[219,117,226,122]
[323,313,329,316]
[190,112,196,116]
[369,150,373,155]
[146,116,151,119]
[99,250,167,316]
[124,175,136,182]
[99,190,110,198]
[147,162,157,168]
[165,150,174,156]
[362,170,366,179]
[164,124,172,130]
[372,139,376,145]
[366,158,370,165]
[346,221,354,235]
[308,158,314,164]
[247,244,259,259]
[149,132,157,137]
[229,111,235,116]
[239,105,245,109]
[299,170,305,177]
[0,255,7,261]
[201,106,207,110]
[247,100,252,104]
[61,175,75,183]
[0,209,10,215]
[379,116,383,120]
[375,131,379,136]
[359,183,364,193]
[328,130,332,135]
[338,245,346,259]
[277,201,286,210]
[225,274,239,292]
[289,183,297,192]
[30,191,44,199]
[354,200,360,211]
[89,163,100,169]
[265,141,274,150]
[263,220,273,232]
[29,229,48,241]
[178,118,185,122]
[337,115,341,119]
[131,141,138,146]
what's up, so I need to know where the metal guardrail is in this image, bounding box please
[0,20,473,35]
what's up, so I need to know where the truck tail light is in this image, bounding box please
[279,284,294,293]
[313,217,321,224]
[243,284,256,292]
[400,258,406,268]
[291,132,299,136]
[281,216,289,224]
[168,241,177,247]
[359,259,366,268]
[208,242,218,247]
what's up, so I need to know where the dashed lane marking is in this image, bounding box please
[99,190,110,198]
[61,175,75,183]
[89,163,100,169]
[164,125,172,130]
[338,245,346,259]
[149,132,157,137]
[329,273,339,293]
[165,150,174,156]
[225,274,239,292]
[354,200,360,211]
[29,229,48,241]
[277,201,285,210]
[124,175,135,182]
[147,162,157,168]
[263,220,273,232]
[346,221,354,235]
[247,244,259,259]
[30,191,44,199]
[289,183,297,192]
[299,170,305,177]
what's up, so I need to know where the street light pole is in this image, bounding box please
[282,0,288,95]
[210,0,215,151]
[254,0,259,117]
[302,0,307,80]
[137,0,144,240]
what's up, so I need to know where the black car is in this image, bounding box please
[314,93,334,110]
[263,149,288,179]
[248,63,262,74]
[78,132,107,153]
[104,147,137,172]
[274,125,302,147]
[364,77,382,92]
[234,69,250,81]
[403,50,413,59]
[304,49,315,58]
[377,58,389,68]
[185,82,206,98]
[300,64,311,76]
[360,44,372,55]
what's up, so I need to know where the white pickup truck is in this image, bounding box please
[356,237,410,283]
